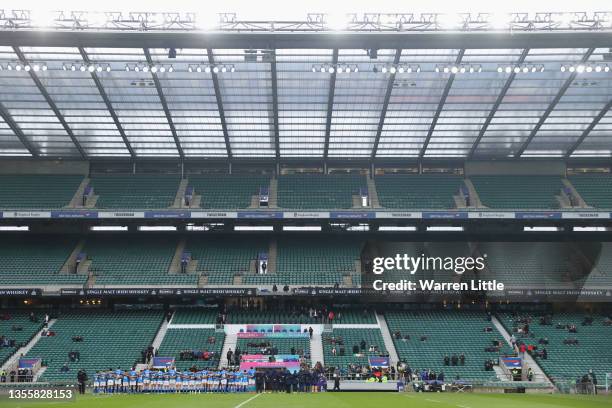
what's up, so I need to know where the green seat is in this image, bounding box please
[90,174,180,209]
[471,175,562,209]
[188,175,270,209]
[158,329,225,370]
[375,175,462,209]
[278,174,366,209]
[568,174,612,209]
[0,174,83,209]
[323,328,387,369]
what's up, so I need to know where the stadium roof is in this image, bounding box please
[0,12,611,162]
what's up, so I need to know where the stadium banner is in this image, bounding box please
[152,357,175,369]
[283,211,330,219]
[2,211,51,218]
[98,211,146,218]
[56,288,255,297]
[368,357,390,368]
[468,212,515,219]
[422,211,469,219]
[561,212,610,219]
[0,289,42,297]
[514,211,562,219]
[50,210,98,218]
[237,211,284,219]
[190,211,238,219]
[241,354,300,362]
[239,361,301,373]
[144,210,191,218]
[245,324,301,333]
[376,211,422,219]
[330,211,376,219]
[501,357,522,368]
[237,332,309,339]
[18,358,41,369]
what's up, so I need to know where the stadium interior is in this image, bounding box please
[0,8,611,403]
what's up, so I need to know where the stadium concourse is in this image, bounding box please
[0,7,611,406]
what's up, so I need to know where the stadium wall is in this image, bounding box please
[465,161,566,176]
[0,159,89,175]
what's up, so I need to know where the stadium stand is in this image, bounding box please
[235,336,310,360]
[322,328,387,370]
[470,175,562,209]
[187,236,268,285]
[568,174,612,209]
[477,242,575,286]
[170,309,220,325]
[225,309,376,325]
[0,174,83,209]
[241,237,362,286]
[188,174,270,209]
[0,235,84,285]
[581,243,612,287]
[90,174,180,209]
[84,235,195,286]
[0,311,45,366]
[385,311,512,381]
[27,310,163,381]
[497,312,612,384]
[157,329,225,370]
[375,174,463,209]
[277,174,366,209]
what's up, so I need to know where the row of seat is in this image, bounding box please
[497,312,611,383]
[322,328,387,369]
[157,329,225,371]
[0,311,45,366]
[4,173,612,209]
[385,311,513,381]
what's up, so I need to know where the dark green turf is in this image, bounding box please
[3,392,611,408]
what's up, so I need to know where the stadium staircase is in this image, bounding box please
[172,179,188,208]
[366,177,381,208]
[267,240,278,273]
[462,178,483,207]
[561,178,590,208]
[491,315,553,386]
[1,318,57,374]
[268,177,278,208]
[310,328,324,367]
[150,312,173,352]
[219,330,238,368]
[59,238,87,274]
[168,239,186,274]
[68,177,90,208]
[375,312,400,366]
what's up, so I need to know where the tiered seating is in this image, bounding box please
[158,329,224,370]
[188,174,270,209]
[0,311,45,366]
[477,242,573,286]
[84,235,195,286]
[243,237,362,286]
[28,310,162,381]
[497,312,612,383]
[568,174,612,208]
[0,235,84,285]
[375,174,462,209]
[425,242,481,281]
[90,174,180,209]
[226,309,376,324]
[322,328,387,369]
[581,243,612,287]
[188,237,267,285]
[278,174,366,209]
[171,309,219,325]
[236,337,310,360]
[470,175,562,209]
[385,311,512,381]
[0,174,82,209]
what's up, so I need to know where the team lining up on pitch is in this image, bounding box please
[91,367,328,394]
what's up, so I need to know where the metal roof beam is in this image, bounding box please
[206,49,232,159]
[0,101,38,156]
[143,48,185,159]
[371,48,402,159]
[468,48,529,159]
[323,49,339,159]
[13,46,86,159]
[419,49,465,158]
[515,47,595,157]
[270,50,280,159]
[78,47,135,159]
[565,100,612,158]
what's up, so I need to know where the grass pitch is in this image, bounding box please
[3,392,611,408]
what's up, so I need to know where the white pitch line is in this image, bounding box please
[234,393,262,408]
[426,398,441,403]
